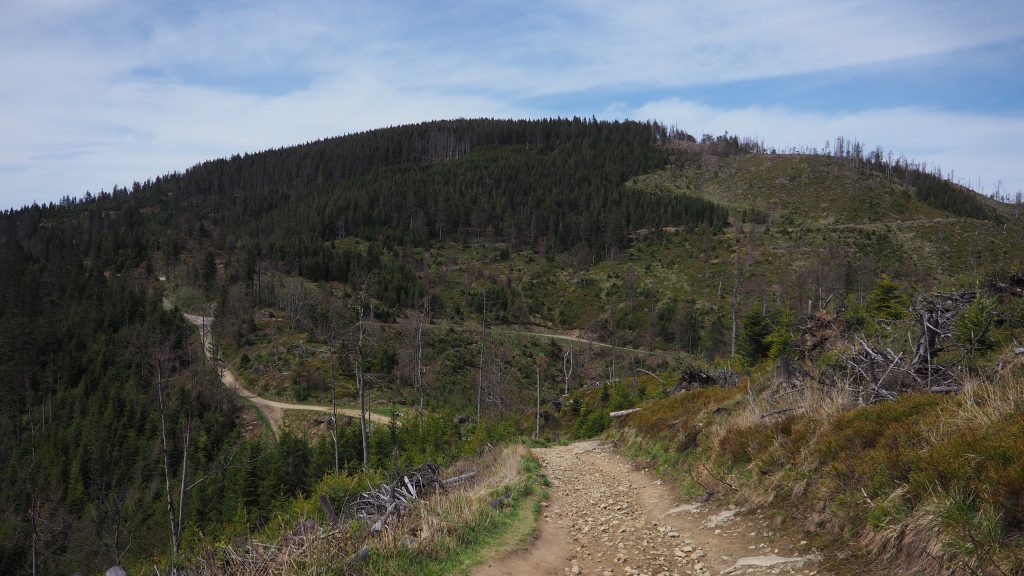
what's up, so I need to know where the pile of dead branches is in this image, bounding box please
[350,462,445,533]
[838,284,1003,402]
[989,269,1024,298]
[909,289,978,377]
[797,310,844,354]
[673,367,739,394]
[841,338,942,403]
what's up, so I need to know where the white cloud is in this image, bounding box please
[0,73,530,207]
[619,98,1024,197]
[1,0,1023,208]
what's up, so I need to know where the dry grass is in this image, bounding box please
[610,348,1024,575]
[190,444,535,575]
[372,444,528,555]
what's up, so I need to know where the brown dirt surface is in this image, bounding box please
[181,312,391,436]
[476,440,831,576]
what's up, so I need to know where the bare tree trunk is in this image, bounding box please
[416,300,427,433]
[563,348,573,395]
[534,364,541,440]
[356,305,368,469]
[632,358,639,395]
[731,250,740,360]
[331,390,339,473]
[176,407,191,551]
[477,293,487,424]
[30,497,36,576]
[155,371,179,556]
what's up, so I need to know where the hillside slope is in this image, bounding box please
[1,118,1021,573]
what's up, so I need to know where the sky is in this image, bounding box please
[2,0,1023,210]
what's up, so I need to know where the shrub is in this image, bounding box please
[953,297,997,357]
[765,308,795,362]
[737,308,773,366]
[867,275,909,320]
[818,394,943,497]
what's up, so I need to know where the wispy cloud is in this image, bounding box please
[1,0,1022,208]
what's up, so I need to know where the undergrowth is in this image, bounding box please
[611,363,1024,575]
[185,445,547,575]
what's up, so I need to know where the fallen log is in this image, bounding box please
[370,501,399,534]
[610,408,640,418]
[319,494,337,525]
[442,471,477,486]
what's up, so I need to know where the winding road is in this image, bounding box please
[180,312,391,437]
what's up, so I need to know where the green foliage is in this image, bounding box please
[903,169,993,221]
[935,488,1014,573]
[570,403,610,439]
[621,387,739,440]
[363,453,545,576]
[842,293,868,331]
[867,275,909,320]
[818,394,943,497]
[953,298,997,356]
[765,308,795,361]
[737,308,773,366]
[609,383,637,411]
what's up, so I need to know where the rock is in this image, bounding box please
[349,545,370,563]
[571,565,581,575]
[105,568,127,576]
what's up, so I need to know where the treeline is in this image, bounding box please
[0,207,240,573]
[129,117,727,259]
[0,206,486,573]
[801,136,993,221]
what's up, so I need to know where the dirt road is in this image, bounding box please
[181,312,391,437]
[477,441,828,576]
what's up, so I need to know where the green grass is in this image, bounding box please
[364,453,547,576]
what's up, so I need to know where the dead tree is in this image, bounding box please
[151,340,181,556]
[415,298,428,432]
[534,363,541,440]
[562,347,574,396]
[477,291,488,424]
[730,225,759,362]
[331,390,340,473]
[354,300,369,469]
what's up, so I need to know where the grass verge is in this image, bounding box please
[607,364,1024,575]
[185,444,547,575]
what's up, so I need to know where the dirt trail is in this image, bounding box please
[477,441,829,576]
[180,312,391,437]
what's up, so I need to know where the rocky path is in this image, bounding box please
[477,441,829,576]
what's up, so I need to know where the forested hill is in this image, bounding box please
[0,118,1013,574]
[127,118,727,255]
[0,118,730,573]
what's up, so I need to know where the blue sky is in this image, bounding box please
[2,0,1023,209]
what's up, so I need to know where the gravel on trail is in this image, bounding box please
[476,440,829,576]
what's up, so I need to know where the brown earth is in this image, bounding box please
[476,440,831,576]
[180,312,391,437]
